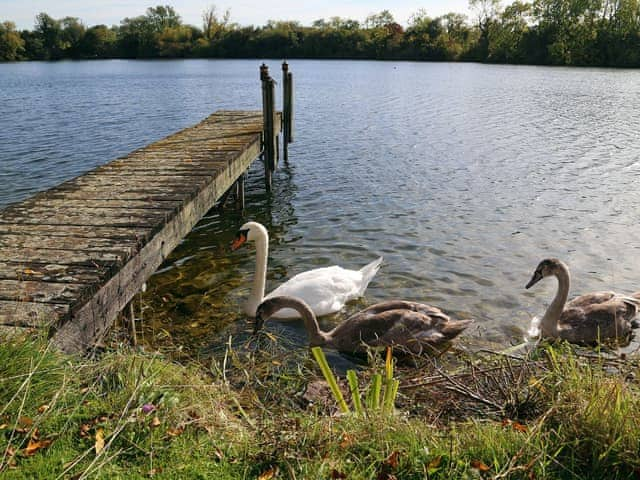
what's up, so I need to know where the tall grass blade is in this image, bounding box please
[383,379,400,416]
[311,346,349,414]
[385,347,393,380]
[346,370,363,417]
[366,373,382,411]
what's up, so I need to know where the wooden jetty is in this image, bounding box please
[0,64,292,352]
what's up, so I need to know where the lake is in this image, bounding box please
[1,59,639,353]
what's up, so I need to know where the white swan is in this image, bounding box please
[231,222,382,319]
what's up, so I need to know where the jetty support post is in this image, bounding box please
[282,61,294,149]
[235,173,245,210]
[261,63,276,191]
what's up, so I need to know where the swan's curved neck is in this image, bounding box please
[295,301,328,346]
[245,228,269,317]
[541,264,570,336]
[268,297,328,345]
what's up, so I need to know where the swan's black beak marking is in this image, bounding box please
[526,270,543,289]
[231,229,249,251]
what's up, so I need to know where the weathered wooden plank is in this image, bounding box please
[0,205,172,228]
[0,215,160,228]
[66,174,214,187]
[0,262,107,283]
[52,138,262,352]
[42,190,192,203]
[0,247,123,265]
[0,300,69,327]
[0,234,141,254]
[3,206,172,220]
[0,280,86,304]
[95,164,228,175]
[80,170,222,180]
[0,224,151,240]
[9,199,182,212]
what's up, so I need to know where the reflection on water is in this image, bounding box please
[2,60,640,357]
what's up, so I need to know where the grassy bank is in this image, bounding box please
[1,332,640,479]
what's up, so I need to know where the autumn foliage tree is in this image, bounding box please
[0,21,24,61]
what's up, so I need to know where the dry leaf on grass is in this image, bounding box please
[384,451,401,469]
[258,466,278,480]
[339,433,353,449]
[24,439,53,456]
[79,423,91,438]
[95,428,105,455]
[18,416,33,427]
[471,460,491,471]
[166,426,184,437]
[501,418,528,432]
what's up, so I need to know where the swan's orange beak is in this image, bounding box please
[230,230,248,251]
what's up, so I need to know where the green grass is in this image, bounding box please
[2,332,640,479]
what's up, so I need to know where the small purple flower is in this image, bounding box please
[141,403,156,414]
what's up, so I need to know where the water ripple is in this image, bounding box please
[2,60,640,350]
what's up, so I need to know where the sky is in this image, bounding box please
[1,0,472,30]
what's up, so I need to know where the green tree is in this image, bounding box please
[60,17,85,57]
[145,5,181,30]
[157,25,193,56]
[117,15,157,57]
[202,4,231,40]
[81,25,116,57]
[364,10,395,29]
[489,1,533,62]
[34,12,64,59]
[0,21,25,61]
[469,0,502,59]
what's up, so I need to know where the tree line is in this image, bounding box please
[1,1,640,67]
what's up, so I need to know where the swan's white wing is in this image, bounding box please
[266,266,366,319]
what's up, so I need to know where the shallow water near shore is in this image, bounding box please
[1,59,640,356]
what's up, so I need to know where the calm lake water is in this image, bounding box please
[1,59,640,353]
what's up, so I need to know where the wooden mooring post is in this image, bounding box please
[261,64,276,191]
[282,61,294,162]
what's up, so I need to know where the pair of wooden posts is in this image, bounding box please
[261,61,294,192]
[231,62,293,210]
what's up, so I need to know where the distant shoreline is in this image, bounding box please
[2,2,640,68]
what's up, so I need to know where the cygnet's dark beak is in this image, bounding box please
[253,312,265,335]
[526,270,543,289]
